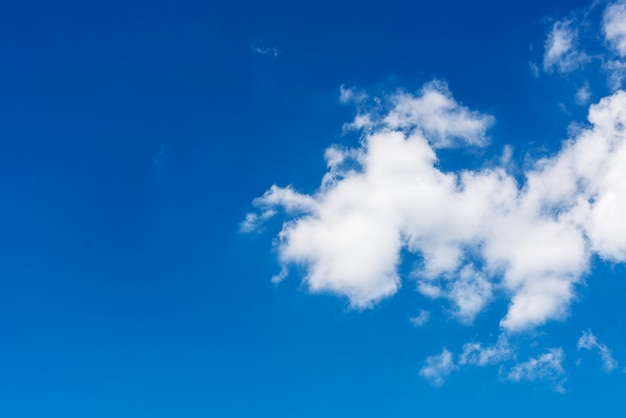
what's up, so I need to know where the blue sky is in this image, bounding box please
[2,0,626,416]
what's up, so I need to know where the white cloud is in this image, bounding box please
[418,264,493,323]
[448,264,493,323]
[543,19,589,73]
[459,335,513,366]
[603,2,626,88]
[409,310,430,327]
[251,42,280,58]
[419,348,456,386]
[245,81,626,331]
[605,58,626,90]
[577,329,618,372]
[339,85,368,104]
[239,209,276,233]
[270,266,289,284]
[503,348,566,392]
[529,61,541,78]
[533,0,626,93]
[575,82,592,105]
[253,184,319,214]
[382,81,494,147]
[539,1,626,90]
[604,1,626,57]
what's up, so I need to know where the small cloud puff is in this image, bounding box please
[419,348,456,386]
[409,310,430,327]
[251,41,280,58]
[575,82,592,105]
[339,85,368,105]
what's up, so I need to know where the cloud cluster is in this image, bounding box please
[240,0,626,392]
[419,336,567,391]
[541,0,626,90]
[245,79,626,332]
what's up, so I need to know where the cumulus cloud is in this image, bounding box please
[245,78,626,332]
[419,348,456,386]
[503,348,566,392]
[543,19,589,73]
[577,329,618,372]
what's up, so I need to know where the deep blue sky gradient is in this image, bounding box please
[0,0,624,416]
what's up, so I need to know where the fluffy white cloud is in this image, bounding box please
[381,81,495,147]
[543,19,589,73]
[503,348,566,392]
[419,348,456,386]
[245,82,626,332]
[577,329,618,372]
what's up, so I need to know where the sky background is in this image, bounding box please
[1,0,626,416]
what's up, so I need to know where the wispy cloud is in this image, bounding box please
[409,310,430,327]
[543,18,589,73]
[540,0,626,91]
[603,1,626,57]
[577,329,618,372]
[419,348,456,386]
[503,348,567,393]
[575,82,592,105]
[459,335,514,367]
[339,85,368,105]
[251,41,280,58]
[239,209,277,233]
